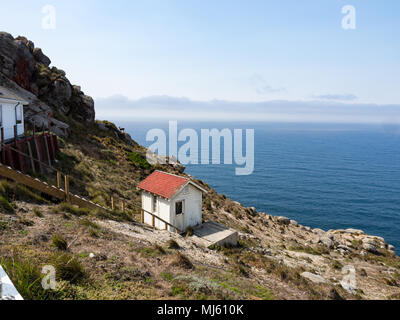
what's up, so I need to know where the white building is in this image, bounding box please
[0,86,28,141]
[138,170,207,232]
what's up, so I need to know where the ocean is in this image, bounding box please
[117,121,400,253]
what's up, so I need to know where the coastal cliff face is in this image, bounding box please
[0,33,399,300]
[0,32,95,136]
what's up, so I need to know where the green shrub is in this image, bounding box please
[170,253,194,270]
[33,208,43,218]
[127,152,151,170]
[53,254,85,284]
[79,218,100,230]
[53,203,90,216]
[52,234,68,251]
[160,272,174,282]
[0,195,15,213]
[140,245,166,257]
[0,220,11,231]
[167,239,181,250]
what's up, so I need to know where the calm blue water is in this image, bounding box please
[118,121,400,253]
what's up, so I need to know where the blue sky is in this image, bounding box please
[1,0,400,121]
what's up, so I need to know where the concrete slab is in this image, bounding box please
[192,221,238,248]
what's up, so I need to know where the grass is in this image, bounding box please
[248,285,275,300]
[0,194,15,213]
[140,245,166,258]
[33,208,44,218]
[331,260,344,270]
[0,257,50,300]
[127,152,151,170]
[171,284,186,297]
[170,252,194,270]
[53,253,85,284]
[53,203,90,217]
[79,218,101,230]
[160,272,174,282]
[167,239,181,250]
[288,245,329,256]
[0,220,11,231]
[52,234,68,251]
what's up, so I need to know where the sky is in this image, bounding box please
[1,0,400,122]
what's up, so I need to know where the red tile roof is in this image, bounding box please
[137,171,190,199]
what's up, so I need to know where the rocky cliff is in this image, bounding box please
[0,32,95,136]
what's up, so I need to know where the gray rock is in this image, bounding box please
[340,280,357,295]
[363,242,377,254]
[388,245,395,252]
[301,272,329,284]
[33,47,51,66]
[363,238,376,245]
[276,216,291,225]
[319,237,334,249]
[313,228,325,235]
[345,228,365,235]
[337,244,350,251]
[290,220,299,227]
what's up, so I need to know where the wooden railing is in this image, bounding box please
[0,141,182,233]
[140,208,181,233]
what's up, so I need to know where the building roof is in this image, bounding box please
[0,86,28,105]
[137,170,207,199]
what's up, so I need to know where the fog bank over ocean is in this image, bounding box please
[96,95,400,125]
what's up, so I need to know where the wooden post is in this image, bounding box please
[64,175,70,202]
[152,214,155,228]
[57,171,62,188]
[111,196,115,210]
[1,127,4,164]
[121,200,126,213]
[14,125,17,145]
[43,134,51,166]
[26,141,35,173]
[141,209,144,224]
[33,136,43,173]
[165,223,168,231]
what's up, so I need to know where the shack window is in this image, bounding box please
[152,195,157,212]
[15,104,23,124]
[175,201,184,215]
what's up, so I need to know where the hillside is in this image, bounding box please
[0,32,400,300]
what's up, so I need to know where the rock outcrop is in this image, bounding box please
[0,32,96,136]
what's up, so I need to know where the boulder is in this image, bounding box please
[290,220,299,227]
[33,48,51,66]
[363,242,377,254]
[301,272,329,284]
[313,228,325,235]
[276,216,291,225]
[388,245,395,252]
[319,237,334,249]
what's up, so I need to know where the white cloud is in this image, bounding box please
[95,95,400,125]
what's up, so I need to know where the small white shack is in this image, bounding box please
[0,86,28,141]
[138,170,207,232]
